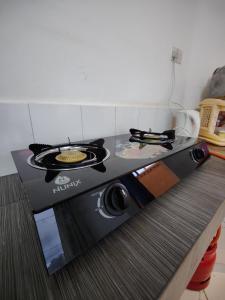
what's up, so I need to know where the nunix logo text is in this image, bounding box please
[55,176,71,185]
[53,176,82,194]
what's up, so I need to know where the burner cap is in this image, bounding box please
[55,150,87,163]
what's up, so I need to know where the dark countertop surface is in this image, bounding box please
[1,156,225,300]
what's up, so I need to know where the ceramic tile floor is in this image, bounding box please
[180,221,225,300]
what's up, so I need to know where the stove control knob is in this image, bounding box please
[192,148,205,162]
[104,183,129,216]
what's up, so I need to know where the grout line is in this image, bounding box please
[0,98,183,108]
[27,104,35,142]
[203,290,209,300]
[80,106,84,141]
[114,106,117,135]
[137,107,140,129]
[199,290,207,300]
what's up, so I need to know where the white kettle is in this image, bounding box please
[174,110,200,138]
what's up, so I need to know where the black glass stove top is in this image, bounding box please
[12,133,210,274]
[12,134,200,213]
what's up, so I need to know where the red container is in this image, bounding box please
[187,277,211,290]
[210,226,221,247]
[187,243,217,290]
[187,226,221,291]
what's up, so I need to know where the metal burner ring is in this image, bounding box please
[27,148,110,171]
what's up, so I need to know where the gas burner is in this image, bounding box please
[129,128,175,150]
[28,138,110,172]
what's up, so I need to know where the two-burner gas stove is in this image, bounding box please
[12,129,209,274]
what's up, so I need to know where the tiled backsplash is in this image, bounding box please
[0,103,173,176]
[29,104,83,144]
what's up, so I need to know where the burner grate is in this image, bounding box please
[129,128,175,150]
[28,140,110,171]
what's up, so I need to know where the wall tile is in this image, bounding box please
[179,289,200,300]
[82,105,115,140]
[29,104,83,144]
[137,107,173,133]
[0,103,34,176]
[138,107,158,132]
[153,108,173,132]
[116,106,139,134]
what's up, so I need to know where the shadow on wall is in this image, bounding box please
[201,66,225,100]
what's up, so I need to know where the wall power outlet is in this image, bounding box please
[171,47,182,64]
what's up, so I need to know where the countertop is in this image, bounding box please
[1,156,225,300]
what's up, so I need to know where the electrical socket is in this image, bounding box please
[171,47,182,64]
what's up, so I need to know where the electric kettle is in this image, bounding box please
[174,110,200,138]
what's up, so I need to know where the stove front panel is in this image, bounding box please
[34,180,141,274]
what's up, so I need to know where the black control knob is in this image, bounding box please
[104,183,130,216]
[192,148,205,162]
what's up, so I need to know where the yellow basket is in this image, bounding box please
[199,98,225,146]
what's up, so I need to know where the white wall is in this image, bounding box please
[184,0,225,108]
[4,0,225,177]
[0,0,197,106]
